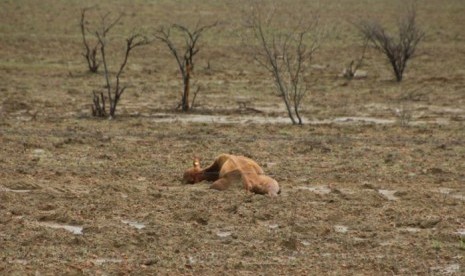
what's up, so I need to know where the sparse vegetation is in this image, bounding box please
[1,0,465,275]
[244,1,320,125]
[155,22,217,111]
[91,13,149,118]
[394,103,412,127]
[357,3,424,81]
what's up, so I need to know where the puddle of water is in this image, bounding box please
[428,106,464,114]
[148,112,456,126]
[378,189,399,201]
[268,224,279,229]
[437,188,454,194]
[430,263,460,275]
[8,259,28,265]
[216,231,232,238]
[400,227,422,233]
[39,222,83,235]
[0,186,32,193]
[334,225,348,233]
[298,185,332,195]
[93,258,123,265]
[258,221,279,230]
[436,188,465,201]
[380,241,394,247]
[339,188,356,195]
[152,113,293,124]
[333,117,395,124]
[121,220,145,230]
[353,237,367,243]
[301,240,311,246]
[456,229,465,237]
[33,149,46,156]
[150,113,403,125]
[451,194,465,201]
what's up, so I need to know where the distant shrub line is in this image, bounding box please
[79,2,424,123]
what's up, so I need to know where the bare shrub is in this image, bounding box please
[91,13,149,118]
[357,4,424,82]
[244,1,320,125]
[155,22,217,112]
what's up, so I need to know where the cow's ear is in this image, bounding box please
[193,156,201,166]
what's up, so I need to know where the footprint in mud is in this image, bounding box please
[436,187,465,201]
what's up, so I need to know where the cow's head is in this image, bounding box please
[183,157,203,184]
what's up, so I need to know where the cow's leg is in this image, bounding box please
[209,178,230,191]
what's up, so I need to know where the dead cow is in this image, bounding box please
[183,154,280,197]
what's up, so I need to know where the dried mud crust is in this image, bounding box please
[1,120,464,275]
[1,0,465,274]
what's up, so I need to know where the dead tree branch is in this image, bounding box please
[80,7,122,73]
[80,7,100,73]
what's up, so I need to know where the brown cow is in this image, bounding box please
[183,154,280,197]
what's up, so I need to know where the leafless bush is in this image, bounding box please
[91,13,149,118]
[357,4,424,82]
[244,1,320,125]
[155,22,217,112]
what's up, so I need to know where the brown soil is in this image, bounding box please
[1,0,464,275]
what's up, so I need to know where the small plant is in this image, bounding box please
[394,104,412,127]
[460,238,465,251]
[357,3,424,82]
[431,239,442,251]
[155,22,217,112]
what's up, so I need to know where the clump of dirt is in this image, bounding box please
[2,97,31,113]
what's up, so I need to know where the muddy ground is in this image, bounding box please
[1,0,464,275]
